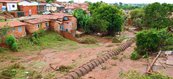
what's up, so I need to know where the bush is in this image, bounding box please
[11,42,18,51]
[136,29,160,55]
[136,28,173,55]
[5,35,18,51]
[1,69,17,78]
[80,36,97,44]
[112,37,121,43]
[5,35,16,46]
[120,70,173,79]
[130,51,140,60]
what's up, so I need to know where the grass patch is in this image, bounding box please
[120,70,173,79]
[130,51,140,60]
[0,63,43,79]
[17,31,77,52]
[79,36,97,44]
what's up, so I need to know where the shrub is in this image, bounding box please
[136,29,160,55]
[130,51,140,60]
[5,35,18,51]
[136,28,173,55]
[11,42,18,51]
[80,36,97,44]
[1,69,17,78]
[5,35,16,46]
[120,70,173,79]
[112,37,121,43]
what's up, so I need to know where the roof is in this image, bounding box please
[52,13,72,18]
[24,18,50,24]
[41,15,64,20]
[38,3,47,5]
[0,0,20,3]
[0,21,26,29]
[18,1,38,6]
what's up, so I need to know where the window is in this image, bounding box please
[46,22,49,29]
[36,24,41,28]
[18,26,22,32]
[11,28,15,32]
[60,25,64,31]
[12,5,15,8]
[66,29,68,32]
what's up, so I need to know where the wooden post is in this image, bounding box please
[146,51,162,74]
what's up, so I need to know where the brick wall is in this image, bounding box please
[25,22,47,34]
[0,3,2,11]
[7,26,26,38]
[19,6,38,16]
[50,20,61,33]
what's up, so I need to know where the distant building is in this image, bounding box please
[37,3,47,14]
[0,0,19,11]
[18,1,38,16]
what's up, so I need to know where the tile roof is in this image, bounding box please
[24,18,50,24]
[0,21,26,29]
[0,0,20,3]
[52,13,72,18]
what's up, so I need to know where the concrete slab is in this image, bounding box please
[166,56,173,66]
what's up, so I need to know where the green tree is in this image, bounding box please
[144,2,173,29]
[46,0,55,3]
[91,3,124,35]
[68,0,74,3]
[130,9,144,29]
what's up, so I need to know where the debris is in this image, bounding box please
[146,51,162,74]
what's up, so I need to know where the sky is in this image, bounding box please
[57,0,173,4]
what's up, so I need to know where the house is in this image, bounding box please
[0,0,19,11]
[52,3,64,12]
[23,18,50,34]
[37,3,46,14]
[18,1,38,16]
[62,15,77,37]
[46,3,57,12]
[0,21,27,38]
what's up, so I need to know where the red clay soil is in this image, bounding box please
[15,37,120,77]
[81,43,173,79]
[81,43,148,79]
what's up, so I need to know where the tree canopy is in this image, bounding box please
[144,2,173,29]
[89,2,124,35]
[130,8,144,29]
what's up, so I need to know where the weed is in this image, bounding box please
[112,37,121,43]
[120,70,173,79]
[0,63,24,78]
[5,35,18,51]
[130,51,140,60]
[56,65,73,73]
[112,56,118,60]
[80,36,97,44]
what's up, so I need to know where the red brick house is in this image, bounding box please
[18,1,38,16]
[52,13,77,34]
[41,15,63,33]
[0,21,27,38]
[23,18,50,34]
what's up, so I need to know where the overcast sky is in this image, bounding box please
[57,0,173,3]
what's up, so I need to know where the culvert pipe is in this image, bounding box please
[58,38,135,79]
